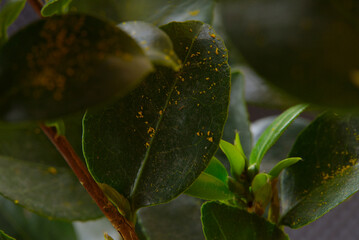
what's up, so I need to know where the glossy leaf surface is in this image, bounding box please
[269,157,301,178]
[185,172,233,201]
[0,0,26,46]
[222,0,359,109]
[204,157,228,183]
[83,21,230,209]
[69,0,215,25]
[219,140,245,179]
[201,202,288,240]
[251,116,309,172]
[249,104,307,171]
[0,196,77,240]
[119,21,181,71]
[281,113,359,228]
[137,195,204,240]
[0,123,101,220]
[0,14,152,121]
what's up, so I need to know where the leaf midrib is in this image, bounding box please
[130,23,205,199]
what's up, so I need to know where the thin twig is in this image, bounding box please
[40,124,139,240]
[26,0,43,16]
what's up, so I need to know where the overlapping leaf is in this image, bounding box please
[249,104,307,172]
[0,0,26,47]
[118,21,181,71]
[281,112,359,228]
[0,196,77,240]
[137,195,204,240]
[0,123,102,220]
[201,202,288,240]
[83,21,230,210]
[0,14,152,121]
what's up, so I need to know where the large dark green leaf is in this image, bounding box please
[201,202,288,240]
[0,196,77,240]
[281,113,359,228]
[137,195,204,240]
[221,0,359,109]
[83,21,230,210]
[118,21,181,71]
[0,0,26,46]
[0,14,152,121]
[69,0,216,25]
[0,123,102,220]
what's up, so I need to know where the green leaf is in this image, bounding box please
[204,157,228,183]
[221,0,359,109]
[222,70,252,157]
[0,196,77,240]
[201,202,289,240]
[251,173,272,209]
[137,195,204,240]
[83,21,230,210]
[0,0,26,47]
[41,0,72,17]
[0,230,15,240]
[249,104,308,172]
[185,172,233,200]
[118,21,181,71]
[0,123,102,220]
[69,0,216,25]
[280,112,359,228]
[251,116,309,173]
[44,119,66,136]
[219,140,245,179]
[269,157,301,178]
[0,14,153,121]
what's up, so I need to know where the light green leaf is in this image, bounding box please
[219,140,245,179]
[251,173,272,209]
[201,202,289,240]
[0,123,102,220]
[0,230,15,240]
[281,112,359,228]
[41,0,72,17]
[185,172,233,200]
[0,14,152,121]
[249,104,308,172]
[204,157,228,183]
[0,0,26,46]
[269,157,301,178]
[251,116,309,173]
[119,21,181,71]
[83,21,230,210]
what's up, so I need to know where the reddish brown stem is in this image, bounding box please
[26,0,43,16]
[40,124,138,240]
